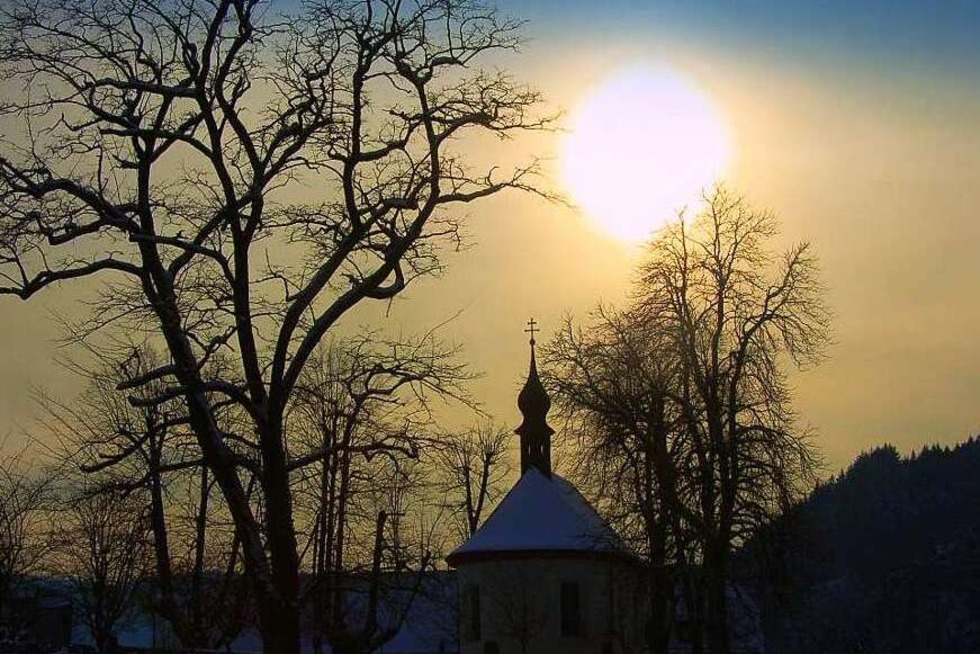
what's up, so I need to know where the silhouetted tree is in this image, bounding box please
[289,333,469,654]
[0,1,550,651]
[637,187,827,653]
[547,187,828,654]
[42,349,252,650]
[57,486,149,654]
[545,309,695,654]
[434,423,511,539]
[0,446,52,629]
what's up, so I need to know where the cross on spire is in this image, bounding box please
[524,317,538,346]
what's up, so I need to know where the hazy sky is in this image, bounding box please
[1,1,979,472]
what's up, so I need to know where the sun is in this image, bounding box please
[561,65,732,243]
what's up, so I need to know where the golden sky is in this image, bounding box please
[2,3,979,472]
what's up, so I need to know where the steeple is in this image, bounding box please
[515,318,553,477]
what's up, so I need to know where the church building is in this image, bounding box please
[446,327,648,654]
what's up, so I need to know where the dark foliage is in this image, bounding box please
[742,438,980,654]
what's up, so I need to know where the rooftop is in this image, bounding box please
[446,467,629,566]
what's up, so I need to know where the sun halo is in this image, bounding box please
[561,65,732,244]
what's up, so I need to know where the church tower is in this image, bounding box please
[515,318,553,477]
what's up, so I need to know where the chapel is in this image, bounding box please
[446,325,648,654]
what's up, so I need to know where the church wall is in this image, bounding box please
[456,557,647,654]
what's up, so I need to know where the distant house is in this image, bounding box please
[0,581,73,653]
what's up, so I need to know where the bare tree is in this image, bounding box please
[42,349,252,651]
[544,309,696,654]
[434,423,510,539]
[639,188,828,654]
[0,445,52,630]
[546,187,829,654]
[290,333,468,654]
[317,459,445,654]
[158,465,253,651]
[0,1,551,651]
[56,486,149,654]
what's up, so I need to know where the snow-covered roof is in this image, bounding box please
[446,467,629,565]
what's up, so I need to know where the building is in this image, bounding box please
[446,331,648,654]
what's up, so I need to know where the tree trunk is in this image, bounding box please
[257,599,302,654]
[92,616,113,654]
[645,505,671,654]
[647,563,671,654]
[704,541,730,654]
[259,419,302,654]
[677,564,704,654]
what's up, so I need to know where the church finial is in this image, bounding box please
[525,317,539,347]
[516,318,553,478]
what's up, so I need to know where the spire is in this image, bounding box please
[515,318,553,477]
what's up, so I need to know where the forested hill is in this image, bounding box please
[741,438,980,654]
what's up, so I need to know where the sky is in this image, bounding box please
[1,1,979,472]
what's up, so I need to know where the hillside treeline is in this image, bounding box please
[744,438,980,654]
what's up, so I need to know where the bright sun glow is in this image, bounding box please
[562,65,732,243]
